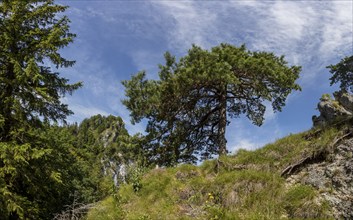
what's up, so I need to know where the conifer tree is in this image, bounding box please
[0,0,81,218]
[327,55,353,92]
[123,44,301,165]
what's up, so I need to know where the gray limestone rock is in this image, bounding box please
[312,91,353,127]
[286,138,353,219]
[334,90,353,112]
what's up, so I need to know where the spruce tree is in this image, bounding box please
[0,0,81,218]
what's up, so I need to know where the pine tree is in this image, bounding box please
[0,0,81,218]
[327,55,353,92]
[123,44,301,166]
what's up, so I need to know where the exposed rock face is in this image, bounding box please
[313,91,353,127]
[334,90,353,112]
[100,120,130,187]
[286,138,353,219]
[79,115,132,187]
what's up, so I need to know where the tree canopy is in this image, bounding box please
[0,0,81,141]
[327,55,353,93]
[0,0,81,218]
[123,44,301,166]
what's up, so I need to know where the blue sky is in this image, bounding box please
[57,0,352,153]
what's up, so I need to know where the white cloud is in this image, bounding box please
[154,0,351,87]
[229,138,261,152]
[153,1,220,52]
[66,103,110,123]
[319,1,353,59]
[226,108,282,153]
[232,0,352,84]
[227,122,281,153]
[248,1,317,61]
[268,2,314,41]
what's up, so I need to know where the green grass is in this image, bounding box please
[86,196,125,220]
[86,118,352,219]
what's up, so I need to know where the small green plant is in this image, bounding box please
[283,184,331,218]
[332,100,341,109]
[132,179,142,193]
[137,214,152,220]
[204,195,224,220]
[321,93,331,101]
[126,165,146,193]
[86,196,125,220]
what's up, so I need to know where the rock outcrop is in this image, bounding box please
[286,137,353,219]
[312,91,353,127]
[99,118,131,187]
[78,114,132,187]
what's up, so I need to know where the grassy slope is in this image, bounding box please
[87,119,353,220]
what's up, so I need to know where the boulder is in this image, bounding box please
[313,91,353,127]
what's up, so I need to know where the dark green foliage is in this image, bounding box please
[0,125,84,219]
[77,115,140,165]
[0,0,82,142]
[327,55,353,92]
[72,115,141,198]
[0,0,81,218]
[123,44,301,166]
[0,113,138,219]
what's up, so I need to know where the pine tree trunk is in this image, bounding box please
[218,89,227,156]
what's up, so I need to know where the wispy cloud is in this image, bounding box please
[71,104,109,118]
[154,0,352,83]
[129,50,165,78]
[59,7,150,136]
[153,1,221,52]
[234,1,352,84]
[319,2,353,59]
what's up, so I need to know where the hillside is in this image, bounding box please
[86,117,353,220]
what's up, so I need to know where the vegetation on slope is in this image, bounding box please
[87,118,353,220]
[52,115,140,218]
